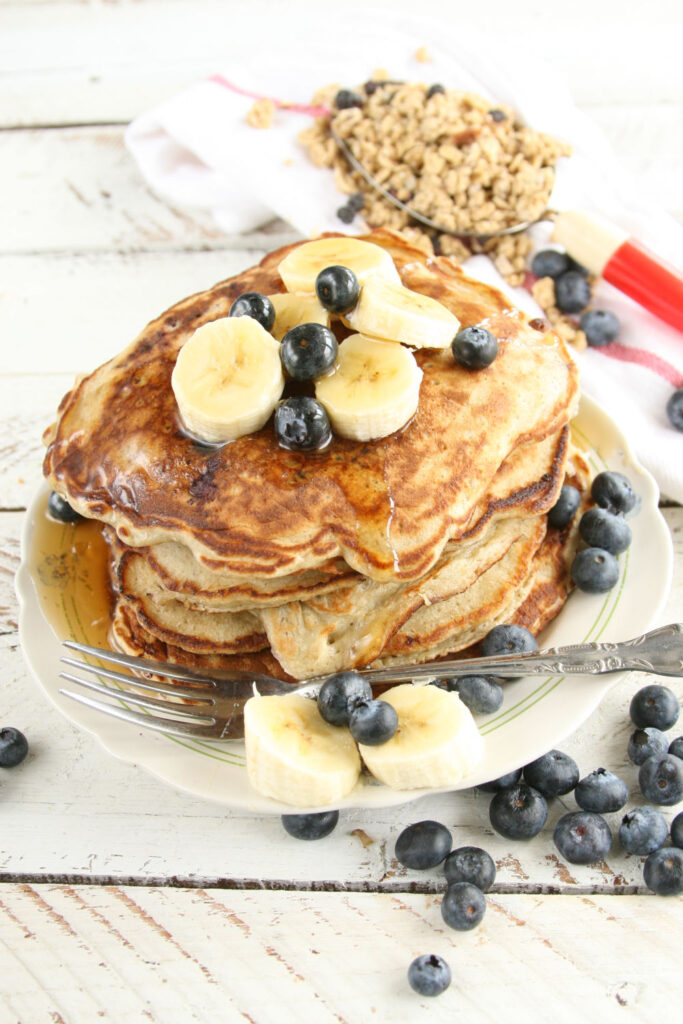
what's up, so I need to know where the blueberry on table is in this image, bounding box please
[580,309,620,347]
[628,728,669,766]
[643,847,683,895]
[477,768,523,793]
[630,684,680,731]
[553,811,612,864]
[450,675,503,715]
[47,491,83,523]
[281,810,339,840]
[666,389,683,431]
[0,727,29,768]
[671,812,683,848]
[395,820,452,870]
[531,249,570,280]
[578,507,631,555]
[639,754,683,805]
[523,749,579,797]
[451,325,498,369]
[570,547,619,593]
[274,397,332,451]
[489,783,548,839]
[349,699,398,746]
[619,806,668,856]
[481,624,538,658]
[318,671,372,727]
[228,291,275,331]
[336,205,356,224]
[547,484,581,529]
[315,266,360,314]
[591,471,637,515]
[347,192,365,212]
[574,768,628,812]
[335,89,364,109]
[280,323,338,380]
[668,736,683,760]
[407,954,451,997]
[443,846,496,892]
[554,271,591,314]
[441,882,486,931]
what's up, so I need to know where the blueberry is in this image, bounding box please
[591,471,637,515]
[395,820,452,870]
[441,882,486,931]
[489,783,548,839]
[523,749,579,797]
[335,89,364,110]
[443,846,496,892]
[349,699,398,746]
[666,389,683,431]
[639,754,683,805]
[280,323,338,381]
[554,271,591,314]
[281,810,339,840]
[228,291,275,331]
[574,768,628,812]
[274,396,332,451]
[318,671,372,727]
[488,108,507,122]
[336,204,355,224]
[630,684,680,731]
[578,508,631,555]
[407,953,451,997]
[671,812,683,848]
[47,491,83,523]
[531,249,570,280]
[548,484,581,529]
[643,847,683,895]
[0,727,29,768]
[668,736,683,760]
[451,325,498,369]
[450,676,503,715]
[481,624,538,658]
[554,811,612,864]
[570,547,619,593]
[580,309,620,347]
[347,192,365,212]
[315,266,360,315]
[619,806,668,855]
[426,84,446,99]
[628,727,669,766]
[477,768,523,793]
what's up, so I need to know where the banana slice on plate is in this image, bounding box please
[344,275,460,349]
[278,237,401,293]
[171,316,284,445]
[244,694,361,806]
[268,292,330,341]
[358,684,484,790]
[315,333,423,442]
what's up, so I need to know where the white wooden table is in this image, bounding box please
[1,2,682,1021]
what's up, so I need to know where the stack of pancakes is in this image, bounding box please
[43,231,587,681]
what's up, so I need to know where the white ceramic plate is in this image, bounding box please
[16,395,673,813]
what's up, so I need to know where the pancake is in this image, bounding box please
[44,230,579,585]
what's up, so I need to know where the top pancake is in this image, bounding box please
[43,230,579,583]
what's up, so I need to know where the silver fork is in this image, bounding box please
[58,624,683,741]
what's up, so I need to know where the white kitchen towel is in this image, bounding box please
[125,10,683,500]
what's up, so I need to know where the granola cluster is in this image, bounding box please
[299,78,570,287]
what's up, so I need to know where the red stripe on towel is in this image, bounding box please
[596,342,683,388]
[209,74,330,117]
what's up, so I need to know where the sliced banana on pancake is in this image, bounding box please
[358,684,484,790]
[268,292,330,341]
[315,333,422,442]
[344,275,460,349]
[244,693,361,806]
[278,236,400,293]
[171,316,284,445]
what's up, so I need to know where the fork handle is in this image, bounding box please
[323,624,683,687]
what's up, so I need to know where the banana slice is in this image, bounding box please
[244,694,361,806]
[344,275,460,349]
[171,317,284,445]
[358,684,484,790]
[278,237,400,293]
[315,333,422,442]
[268,292,330,341]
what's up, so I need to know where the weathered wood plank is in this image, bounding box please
[0,885,679,1023]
